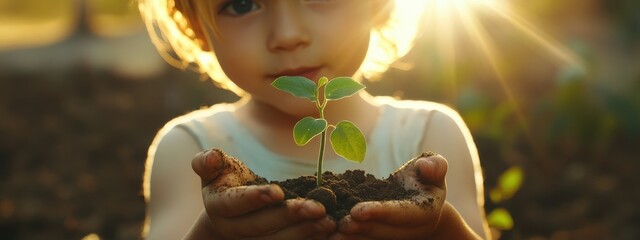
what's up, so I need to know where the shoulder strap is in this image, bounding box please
[175,122,208,151]
[172,104,237,152]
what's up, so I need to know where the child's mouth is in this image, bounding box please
[271,66,321,81]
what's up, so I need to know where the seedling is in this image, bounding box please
[271,76,367,187]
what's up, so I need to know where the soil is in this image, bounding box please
[250,170,419,220]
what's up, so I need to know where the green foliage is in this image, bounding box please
[489,166,524,204]
[485,166,524,231]
[293,117,327,146]
[271,76,318,102]
[324,77,366,100]
[330,121,366,163]
[272,76,367,186]
[487,208,514,230]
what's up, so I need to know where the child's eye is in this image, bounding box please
[220,0,260,16]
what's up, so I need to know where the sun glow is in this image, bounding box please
[415,0,584,149]
[421,0,583,78]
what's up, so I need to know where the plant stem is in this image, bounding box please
[317,130,326,187]
[316,94,328,187]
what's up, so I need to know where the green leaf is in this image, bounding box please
[272,76,317,102]
[330,121,366,162]
[293,117,327,146]
[324,77,365,100]
[317,77,329,87]
[490,166,524,203]
[487,208,514,230]
[499,166,524,199]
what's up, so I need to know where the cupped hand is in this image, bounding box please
[330,152,448,240]
[192,149,336,239]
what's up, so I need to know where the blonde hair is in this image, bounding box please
[138,0,425,95]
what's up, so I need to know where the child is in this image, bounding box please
[139,0,490,239]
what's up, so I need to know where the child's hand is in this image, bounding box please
[191,149,336,239]
[330,153,449,240]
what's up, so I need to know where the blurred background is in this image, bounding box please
[0,0,638,239]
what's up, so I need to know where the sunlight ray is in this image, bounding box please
[454,0,532,138]
[435,0,459,98]
[479,1,584,70]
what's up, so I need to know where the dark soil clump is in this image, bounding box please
[251,170,418,220]
[306,187,337,214]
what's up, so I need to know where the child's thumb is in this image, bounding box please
[191,149,226,187]
[416,154,448,189]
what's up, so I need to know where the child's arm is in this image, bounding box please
[143,127,211,240]
[185,149,336,239]
[421,108,490,238]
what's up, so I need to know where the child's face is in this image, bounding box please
[203,0,373,116]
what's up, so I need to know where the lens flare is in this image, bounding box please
[421,0,583,78]
[415,0,584,153]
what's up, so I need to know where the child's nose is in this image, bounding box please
[266,3,310,51]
